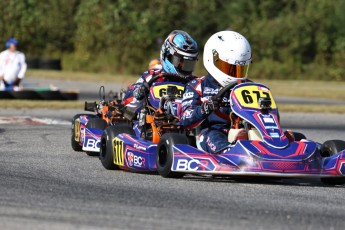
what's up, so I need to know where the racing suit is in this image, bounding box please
[0,50,27,90]
[122,68,194,116]
[181,74,247,154]
[122,68,164,113]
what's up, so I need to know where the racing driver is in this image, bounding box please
[121,30,199,118]
[180,31,252,154]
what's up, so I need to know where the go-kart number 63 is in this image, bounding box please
[113,137,124,166]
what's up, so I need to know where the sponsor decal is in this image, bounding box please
[86,138,101,149]
[234,60,247,65]
[175,158,215,171]
[206,136,216,152]
[182,99,193,108]
[183,110,193,119]
[270,133,279,138]
[265,126,278,129]
[133,143,147,151]
[204,87,219,95]
[263,117,274,123]
[183,91,194,99]
[126,151,146,168]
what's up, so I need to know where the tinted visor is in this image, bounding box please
[213,53,249,78]
[169,53,197,74]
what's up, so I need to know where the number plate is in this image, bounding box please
[233,85,277,109]
[151,84,185,99]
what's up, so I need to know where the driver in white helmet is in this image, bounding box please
[181,31,251,154]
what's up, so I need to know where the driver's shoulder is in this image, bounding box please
[141,69,162,82]
[187,76,205,87]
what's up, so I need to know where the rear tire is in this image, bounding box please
[71,114,96,152]
[293,132,307,141]
[156,133,188,178]
[85,118,108,156]
[100,123,134,170]
[320,140,345,185]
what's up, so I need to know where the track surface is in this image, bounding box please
[1,109,345,230]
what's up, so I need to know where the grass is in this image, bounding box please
[1,70,342,113]
[257,79,345,100]
[27,69,345,100]
[0,100,83,109]
[27,69,138,84]
[278,104,345,113]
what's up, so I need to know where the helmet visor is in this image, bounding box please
[169,54,197,74]
[213,55,250,79]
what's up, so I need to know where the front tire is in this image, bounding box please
[100,123,134,170]
[156,133,188,178]
[293,132,307,141]
[320,140,345,185]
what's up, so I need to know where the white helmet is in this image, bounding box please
[203,31,252,87]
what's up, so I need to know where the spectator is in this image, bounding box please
[0,38,27,91]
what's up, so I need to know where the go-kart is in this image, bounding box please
[100,80,345,185]
[99,73,188,169]
[71,86,126,155]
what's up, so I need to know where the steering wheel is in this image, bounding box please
[146,72,190,87]
[214,82,238,100]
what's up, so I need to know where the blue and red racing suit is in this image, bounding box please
[181,74,250,154]
[122,68,195,115]
[122,68,163,112]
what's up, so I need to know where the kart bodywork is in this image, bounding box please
[102,82,345,184]
[71,86,125,154]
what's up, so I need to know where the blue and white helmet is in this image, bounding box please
[160,30,198,77]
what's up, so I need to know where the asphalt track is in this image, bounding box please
[1,108,345,230]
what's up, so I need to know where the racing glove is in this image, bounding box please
[201,96,221,115]
[133,82,149,100]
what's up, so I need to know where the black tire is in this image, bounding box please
[62,91,79,100]
[100,123,134,170]
[293,132,307,141]
[85,118,108,156]
[26,57,39,69]
[0,91,14,99]
[71,114,96,151]
[11,90,42,100]
[156,133,188,178]
[37,90,64,100]
[38,58,62,70]
[320,140,345,185]
[320,140,345,157]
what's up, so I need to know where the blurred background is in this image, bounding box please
[1,0,344,80]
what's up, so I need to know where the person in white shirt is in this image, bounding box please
[0,38,27,91]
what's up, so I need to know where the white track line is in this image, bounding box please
[0,116,70,125]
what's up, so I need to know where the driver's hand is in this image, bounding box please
[201,96,221,115]
[133,82,149,100]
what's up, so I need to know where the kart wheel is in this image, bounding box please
[100,123,134,170]
[71,114,96,151]
[293,132,307,141]
[85,118,108,156]
[320,140,345,185]
[156,133,188,178]
[320,140,345,157]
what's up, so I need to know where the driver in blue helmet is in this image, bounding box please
[121,30,198,118]
[181,31,252,154]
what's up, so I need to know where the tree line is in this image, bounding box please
[0,0,344,80]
